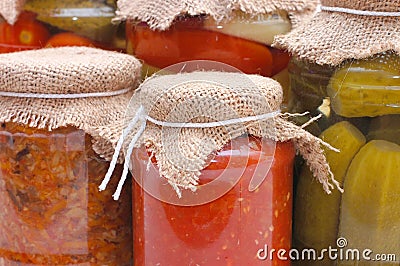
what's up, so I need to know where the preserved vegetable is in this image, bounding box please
[0,123,132,265]
[132,135,295,266]
[0,0,122,53]
[0,11,50,53]
[126,13,291,78]
[338,140,400,265]
[294,121,365,261]
[274,1,400,263]
[287,58,334,112]
[100,70,336,266]
[290,54,400,265]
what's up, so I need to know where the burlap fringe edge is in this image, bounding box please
[274,117,342,194]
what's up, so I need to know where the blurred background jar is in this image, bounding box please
[275,0,400,264]
[0,125,132,266]
[0,47,141,265]
[0,0,125,53]
[126,12,291,78]
[118,0,318,109]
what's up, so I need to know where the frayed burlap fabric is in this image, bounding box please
[0,46,141,159]
[99,71,341,196]
[116,0,318,30]
[0,0,25,24]
[274,0,400,66]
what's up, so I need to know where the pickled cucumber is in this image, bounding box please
[338,140,400,265]
[24,0,115,43]
[288,58,334,112]
[141,64,161,80]
[294,121,366,263]
[327,52,400,118]
[272,67,291,112]
[367,115,400,145]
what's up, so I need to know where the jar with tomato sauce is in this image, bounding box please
[0,0,124,53]
[100,68,340,266]
[0,47,142,265]
[274,0,400,264]
[132,136,295,266]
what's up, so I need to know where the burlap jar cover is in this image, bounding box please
[0,0,25,24]
[274,0,400,66]
[99,71,342,200]
[0,46,141,157]
[115,0,319,30]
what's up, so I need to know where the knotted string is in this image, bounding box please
[98,106,282,200]
[99,106,147,199]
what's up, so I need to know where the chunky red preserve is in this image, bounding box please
[132,135,295,266]
[126,17,291,77]
[0,123,132,265]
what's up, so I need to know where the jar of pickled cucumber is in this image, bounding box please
[0,0,124,53]
[0,47,141,265]
[275,0,400,264]
[100,67,340,266]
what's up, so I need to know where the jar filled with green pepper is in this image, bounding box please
[275,0,400,265]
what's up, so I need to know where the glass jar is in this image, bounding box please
[0,123,132,265]
[290,52,400,264]
[131,135,295,265]
[0,0,124,53]
[287,57,335,115]
[126,12,292,94]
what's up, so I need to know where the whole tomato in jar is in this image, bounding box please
[0,12,50,53]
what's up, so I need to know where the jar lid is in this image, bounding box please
[116,0,318,30]
[0,0,25,24]
[274,0,400,66]
[0,46,142,159]
[0,46,139,94]
[99,71,341,200]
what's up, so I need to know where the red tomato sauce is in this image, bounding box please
[132,136,295,265]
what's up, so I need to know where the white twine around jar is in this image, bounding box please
[98,106,283,200]
[320,5,400,16]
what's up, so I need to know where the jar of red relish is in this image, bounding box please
[132,136,295,266]
[100,67,339,266]
[116,0,318,108]
[275,0,400,264]
[0,0,124,53]
[0,47,141,265]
